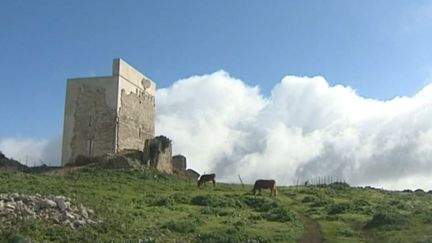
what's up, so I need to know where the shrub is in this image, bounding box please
[162,220,196,233]
[325,215,340,221]
[301,195,319,203]
[249,213,264,221]
[338,228,359,237]
[301,194,332,208]
[352,199,371,213]
[200,207,235,216]
[326,202,350,215]
[8,234,34,243]
[422,211,432,223]
[195,232,267,243]
[364,212,408,229]
[149,196,174,207]
[329,182,350,189]
[415,189,425,193]
[191,194,243,208]
[263,207,295,222]
[169,193,191,204]
[241,196,278,212]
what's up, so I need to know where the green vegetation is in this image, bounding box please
[282,184,432,243]
[1,168,432,242]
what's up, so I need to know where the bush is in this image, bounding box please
[364,212,408,229]
[241,196,278,212]
[263,207,295,222]
[325,215,341,221]
[200,207,235,216]
[195,232,267,243]
[149,196,174,207]
[338,228,359,237]
[169,193,191,204]
[326,202,350,215]
[162,220,196,233]
[302,195,331,208]
[191,194,243,208]
[8,234,34,243]
[301,195,319,203]
[351,199,370,212]
[422,212,432,223]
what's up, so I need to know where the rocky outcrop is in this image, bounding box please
[0,152,27,171]
[66,150,144,170]
[142,136,173,173]
[172,155,187,174]
[0,193,99,229]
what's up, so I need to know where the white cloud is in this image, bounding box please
[157,71,432,191]
[156,71,266,174]
[0,136,61,166]
[3,70,432,191]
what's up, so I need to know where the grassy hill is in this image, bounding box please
[1,168,432,242]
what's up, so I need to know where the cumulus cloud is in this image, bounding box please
[2,70,432,190]
[157,71,432,190]
[0,136,61,166]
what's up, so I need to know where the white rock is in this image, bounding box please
[79,204,89,219]
[0,193,98,229]
[5,202,15,210]
[39,199,56,208]
[24,207,35,216]
[64,211,75,220]
[73,219,86,227]
[56,198,68,212]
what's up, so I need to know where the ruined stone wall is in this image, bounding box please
[142,136,173,174]
[62,77,117,165]
[117,88,155,152]
[172,155,187,173]
[156,143,172,173]
[115,58,156,152]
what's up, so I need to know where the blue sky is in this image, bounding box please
[0,1,432,147]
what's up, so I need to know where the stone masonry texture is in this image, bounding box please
[61,59,156,165]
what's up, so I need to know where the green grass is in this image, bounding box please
[1,168,432,242]
[281,185,432,243]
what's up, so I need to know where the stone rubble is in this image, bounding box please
[0,193,100,229]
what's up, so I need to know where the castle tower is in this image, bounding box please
[61,59,156,166]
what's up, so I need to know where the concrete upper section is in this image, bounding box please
[113,58,156,96]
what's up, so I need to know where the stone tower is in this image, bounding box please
[61,59,156,166]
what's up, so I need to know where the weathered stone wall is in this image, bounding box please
[69,84,117,164]
[62,77,118,165]
[156,144,172,173]
[117,89,155,152]
[186,169,200,179]
[142,136,173,173]
[62,59,156,166]
[172,155,187,173]
[115,58,156,153]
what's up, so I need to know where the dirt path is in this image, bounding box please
[299,215,323,243]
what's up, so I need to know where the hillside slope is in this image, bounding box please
[0,168,431,242]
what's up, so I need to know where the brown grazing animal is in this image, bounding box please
[197,173,216,187]
[252,179,277,196]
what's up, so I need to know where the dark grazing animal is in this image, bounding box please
[197,173,216,187]
[252,179,277,197]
